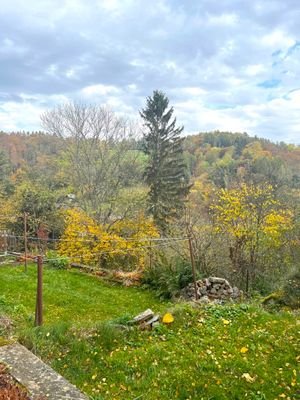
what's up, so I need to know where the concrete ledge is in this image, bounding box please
[0,343,88,399]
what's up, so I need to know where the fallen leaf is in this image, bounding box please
[240,347,249,354]
[241,373,255,383]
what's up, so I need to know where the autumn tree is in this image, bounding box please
[210,184,293,292]
[140,91,190,232]
[41,102,142,224]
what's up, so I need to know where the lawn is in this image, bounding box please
[0,265,299,400]
[0,264,166,325]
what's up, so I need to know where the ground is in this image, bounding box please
[0,265,299,400]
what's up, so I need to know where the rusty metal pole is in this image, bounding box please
[35,255,43,326]
[188,236,198,300]
[24,212,28,272]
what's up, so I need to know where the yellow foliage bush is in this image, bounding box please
[58,209,159,270]
[211,184,293,247]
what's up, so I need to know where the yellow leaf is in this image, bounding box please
[240,347,249,354]
[162,313,174,324]
[222,319,230,325]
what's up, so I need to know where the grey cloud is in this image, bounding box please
[0,0,300,142]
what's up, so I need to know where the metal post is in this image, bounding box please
[35,255,43,326]
[188,236,198,300]
[24,212,28,272]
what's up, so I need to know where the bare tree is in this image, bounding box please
[41,102,142,224]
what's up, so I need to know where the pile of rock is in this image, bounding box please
[182,277,241,302]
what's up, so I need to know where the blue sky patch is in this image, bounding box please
[257,79,281,89]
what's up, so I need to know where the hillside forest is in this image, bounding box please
[0,94,299,298]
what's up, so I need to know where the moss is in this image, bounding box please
[0,337,11,347]
[261,291,284,304]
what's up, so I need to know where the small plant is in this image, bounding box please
[142,254,197,299]
[249,391,267,400]
[46,250,69,269]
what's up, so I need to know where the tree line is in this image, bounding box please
[0,91,299,294]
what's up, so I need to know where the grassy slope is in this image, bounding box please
[0,265,166,325]
[0,265,299,400]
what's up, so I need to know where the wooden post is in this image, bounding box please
[149,239,153,269]
[4,231,8,255]
[35,255,43,326]
[24,212,28,272]
[188,236,198,300]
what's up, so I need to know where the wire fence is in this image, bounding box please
[0,231,190,264]
[0,219,199,326]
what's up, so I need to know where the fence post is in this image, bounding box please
[188,236,198,300]
[4,231,8,255]
[35,255,43,326]
[149,239,153,269]
[24,212,28,272]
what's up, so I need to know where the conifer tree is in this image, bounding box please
[140,90,190,232]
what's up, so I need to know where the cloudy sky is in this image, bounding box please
[1,0,300,143]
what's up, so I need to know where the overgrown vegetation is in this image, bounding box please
[1,121,299,294]
[142,256,196,299]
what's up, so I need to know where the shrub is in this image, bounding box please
[46,250,69,269]
[281,271,300,309]
[142,255,198,299]
[262,270,300,310]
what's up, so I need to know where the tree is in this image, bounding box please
[0,149,13,197]
[210,184,293,292]
[140,91,190,232]
[41,102,141,224]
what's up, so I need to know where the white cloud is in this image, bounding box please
[0,102,43,131]
[81,84,121,97]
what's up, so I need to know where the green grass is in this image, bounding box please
[0,265,299,400]
[0,264,166,326]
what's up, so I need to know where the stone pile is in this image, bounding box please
[182,277,241,302]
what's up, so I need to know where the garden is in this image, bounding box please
[0,264,299,400]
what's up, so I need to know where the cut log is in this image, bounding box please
[133,309,154,324]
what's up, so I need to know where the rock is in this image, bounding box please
[209,277,226,284]
[232,287,241,298]
[199,287,207,295]
[198,295,210,304]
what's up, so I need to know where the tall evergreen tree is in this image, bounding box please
[140,90,190,232]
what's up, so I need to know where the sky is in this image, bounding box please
[1,0,300,143]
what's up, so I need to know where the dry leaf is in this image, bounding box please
[241,373,255,383]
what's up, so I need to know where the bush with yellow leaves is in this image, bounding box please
[58,209,159,271]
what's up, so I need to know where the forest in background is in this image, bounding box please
[0,120,299,298]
